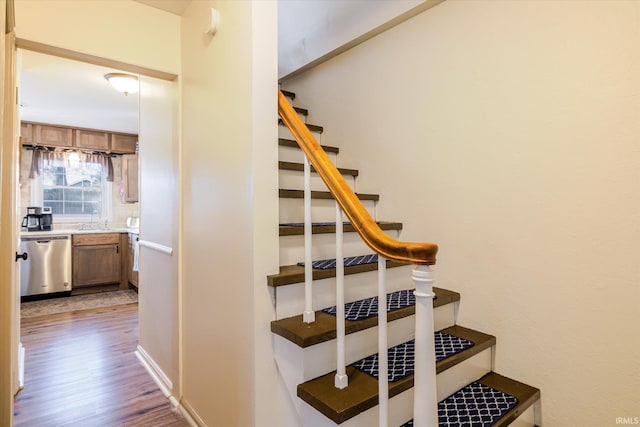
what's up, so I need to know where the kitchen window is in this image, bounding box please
[30,150,112,221]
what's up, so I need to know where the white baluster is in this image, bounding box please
[303,155,315,323]
[412,265,437,427]
[378,255,388,427]
[334,202,348,389]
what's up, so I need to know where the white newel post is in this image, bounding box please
[412,265,437,427]
[303,155,315,323]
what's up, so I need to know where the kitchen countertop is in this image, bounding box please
[20,227,139,237]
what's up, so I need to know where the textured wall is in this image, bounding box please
[284,1,640,424]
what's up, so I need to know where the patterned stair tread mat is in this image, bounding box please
[298,254,378,269]
[322,289,416,321]
[400,382,519,427]
[353,332,474,382]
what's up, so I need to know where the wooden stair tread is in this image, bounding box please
[271,287,461,347]
[279,138,339,154]
[268,259,408,287]
[279,118,323,133]
[476,372,540,427]
[293,106,309,116]
[279,221,402,236]
[279,161,358,177]
[279,189,379,201]
[281,89,295,100]
[297,325,497,424]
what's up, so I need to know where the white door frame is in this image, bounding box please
[0,4,20,424]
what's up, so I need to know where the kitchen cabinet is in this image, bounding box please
[34,124,73,148]
[111,133,137,154]
[21,122,33,144]
[122,154,139,203]
[74,129,109,151]
[127,233,139,288]
[21,121,138,153]
[72,233,121,288]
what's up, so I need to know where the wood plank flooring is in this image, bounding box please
[14,303,188,426]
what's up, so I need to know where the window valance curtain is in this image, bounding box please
[29,148,114,182]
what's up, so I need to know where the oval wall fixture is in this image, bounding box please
[205,7,220,36]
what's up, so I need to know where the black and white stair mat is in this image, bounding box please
[298,254,378,270]
[353,332,474,383]
[400,382,519,427]
[322,289,417,321]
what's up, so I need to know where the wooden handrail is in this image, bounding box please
[278,90,438,265]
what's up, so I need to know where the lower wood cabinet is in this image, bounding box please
[72,233,121,288]
[127,233,139,288]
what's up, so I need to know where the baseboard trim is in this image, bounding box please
[17,342,25,392]
[179,399,206,427]
[135,346,204,426]
[135,345,174,398]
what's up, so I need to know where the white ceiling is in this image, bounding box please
[19,50,139,134]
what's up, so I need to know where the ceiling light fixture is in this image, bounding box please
[104,73,139,96]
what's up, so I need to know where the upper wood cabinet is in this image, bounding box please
[122,154,139,203]
[34,124,73,148]
[21,122,33,144]
[111,133,137,154]
[75,129,110,151]
[22,121,137,153]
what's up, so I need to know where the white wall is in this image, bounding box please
[284,1,640,425]
[279,0,433,79]
[180,0,283,425]
[138,76,180,398]
[14,0,179,75]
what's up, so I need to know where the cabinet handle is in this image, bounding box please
[116,244,119,254]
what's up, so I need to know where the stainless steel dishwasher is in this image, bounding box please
[20,235,72,297]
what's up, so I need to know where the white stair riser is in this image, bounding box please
[274,305,457,384]
[279,145,338,164]
[279,198,376,224]
[300,391,413,427]
[279,125,322,142]
[279,230,400,266]
[279,168,355,192]
[274,265,414,319]
[508,405,536,427]
[435,348,492,401]
[297,349,492,427]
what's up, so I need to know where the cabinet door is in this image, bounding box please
[111,133,137,154]
[122,154,139,203]
[75,129,109,151]
[73,244,121,287]
[34,124,73,147]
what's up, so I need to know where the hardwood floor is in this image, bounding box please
[14,303,189,426]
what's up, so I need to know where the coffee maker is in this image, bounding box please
[21,206,53,232]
